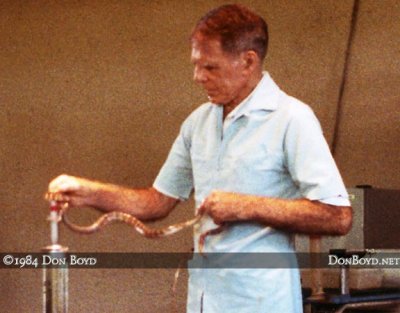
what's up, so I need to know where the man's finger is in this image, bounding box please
[48,175,80,193]
[197,198,207,215]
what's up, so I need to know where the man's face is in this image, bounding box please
[191,36,249,108]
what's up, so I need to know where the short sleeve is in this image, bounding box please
[284,104,350,206]
[153,120,194,200]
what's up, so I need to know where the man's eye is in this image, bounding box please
[204,65,217,71]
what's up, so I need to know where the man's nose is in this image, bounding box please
[193,66,207,84]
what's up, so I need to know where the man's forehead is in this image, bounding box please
[190,37,232,62]
[191,37,222,53]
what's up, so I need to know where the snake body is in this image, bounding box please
[60,204,202,238]
[46,192,221,252]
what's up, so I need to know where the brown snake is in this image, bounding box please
[45,192,224,253]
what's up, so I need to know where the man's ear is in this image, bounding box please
[241,50,260,72]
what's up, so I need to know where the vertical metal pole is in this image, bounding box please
[42,200,68,313]
[340,265,350,295]
[42,244,69,313]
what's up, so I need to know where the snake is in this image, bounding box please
[45,192,224,253]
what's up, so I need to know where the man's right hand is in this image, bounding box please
[48,174,100,208]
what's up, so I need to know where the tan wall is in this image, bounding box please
[0,1,399,312]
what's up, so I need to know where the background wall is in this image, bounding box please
[0,0,399,312]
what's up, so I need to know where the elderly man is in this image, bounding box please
[49,4,352,313]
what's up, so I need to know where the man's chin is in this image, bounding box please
[207,95,223,105]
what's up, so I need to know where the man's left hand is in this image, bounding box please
[198,191,249,224]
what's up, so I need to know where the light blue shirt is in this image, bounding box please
[154,72,349,312]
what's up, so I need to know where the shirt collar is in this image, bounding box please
[226,71,281,120]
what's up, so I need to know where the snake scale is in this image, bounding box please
[45,192,224,252]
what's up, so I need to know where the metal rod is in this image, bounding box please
[335,299,400,313]
[340,265,350,295]
[42,244,69,313]
[43,200,68,313]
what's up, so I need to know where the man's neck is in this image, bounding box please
[223,71,263,119]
